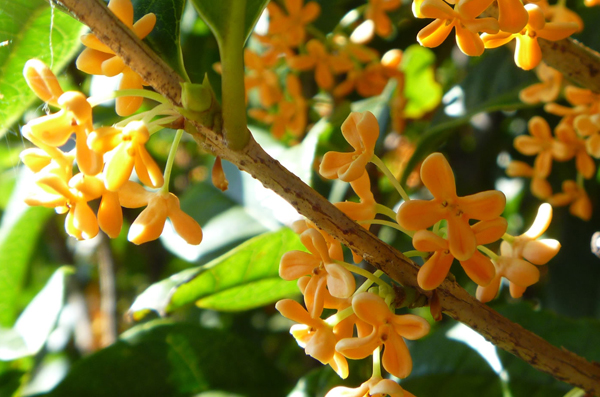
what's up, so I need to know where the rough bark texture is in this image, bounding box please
[58,0,600,394]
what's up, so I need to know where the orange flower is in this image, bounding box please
[545,86,600,121]
[519,63,563,104]
[554,122,596,179]
[334,50,402,98]
[416,0,499,56]
[76,0,156,116]
[244,49,282,108]
[336,292,430,379]
[267,0,321,47]
[279,229,356,318]
[397,152,506,261]
[351,0,402,43]
[548,180,592,221]
[477,204,560,302]
[481,4,578,70]
[412,218,506,290]
[326,375,415,397]
[275,299,348,378]
[506,160,552,199]
[23,59,64,107]
[287,39,353,90]
[574,113,600,158]
[87,120,164,191]
[320,111,379,182]
[118,181,203,244]
[513,116,572,178]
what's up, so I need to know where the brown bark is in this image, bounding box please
[57,0,600,394]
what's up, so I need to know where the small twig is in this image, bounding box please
[97,235,117,346]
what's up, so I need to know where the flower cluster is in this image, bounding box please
[278,111,562,394]
[242,0,409,142]
[21,57,201,245]
[413,0,579,70]
[509,66,598,221]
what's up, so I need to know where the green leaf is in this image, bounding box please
[401,45,443,119]
[44,321,289,397]
[132,0,189,80]
[190,0,269,44]
[0,266,72,361]
[402,324,504,397]
[0,0,86,137]
[130,228,302,318]
[0,170,53,327]
[0,370,25,397]
[493,302,600,397]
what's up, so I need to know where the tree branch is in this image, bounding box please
[57,0,600,394]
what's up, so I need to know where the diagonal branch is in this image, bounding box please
[57,0,600,394]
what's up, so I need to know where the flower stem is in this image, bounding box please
[478,245,498,261]
[372,346,382,378]
[355,270,384,295]
[403,250,427,258]
[161,129,184,194]
[375,203,397,220]
[358,219,414,237]
[371,154,410,202]
[88,89,170,107]
[502,233,515,243]
[336,260,392,290]
[325,305,354,327]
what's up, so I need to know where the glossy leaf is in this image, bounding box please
[0,0,86,137]
[132,0,189,80]
[43,321,288,397]
[190,0,269,44]
[0,170,53,327]
[0,266,72,361]
[130,228,302,318]
[401,45,443,119]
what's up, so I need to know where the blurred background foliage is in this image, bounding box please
[0,0,600,396]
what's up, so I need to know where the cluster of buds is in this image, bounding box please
[242,0,407,142]
[413,0,579,69]
[278,111,562,394]
[509,64,598,221]
[20,58,202,245]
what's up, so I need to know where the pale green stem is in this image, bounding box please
[375,203,397,220]
[358,219,414,237]
[371,155,410,202]
[142,103,172,124]
[161,129,184,194]
[478,245,499,261]
[372,346,382,378]
[576,172,585,188]
[219,2,249,150]
[147,116,181,134]
[325,305,355,327]
[88,89,169,107]
[433,220,442,235]
[502,233,515,243]
[563,387,586,397]
[335,260,392,290]
[403,250,427,258]
[355,270,384,295]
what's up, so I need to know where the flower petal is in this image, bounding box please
[459,250,495,286]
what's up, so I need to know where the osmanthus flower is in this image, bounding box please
[87,120,164,191]
[548,180,592,221]
[287,39,354,91]
[320,111,379,182]
[325,375,415,397]
[267,0,321,48]
[23,59,64,107]
[336,292,430,379]
[477,204,561,302]
[506,160,552,199]
[276,299,349,378]
[574,113,600,158]
[412,218,507,290]
[76,0,156,116]
[554,122,596,179]
[351,0,402,43]
[519,63,563,105]
[118,181,203,245]
[544,86,600,121]
[21,91,103,178]
[415,0,500,57]
[481,4,578,70]
[513,116,572,179]
[540,0,584,32]
[397,152,506,261]
[244,49,282,108]
[334,50,403,99]
[279,228,356,318]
